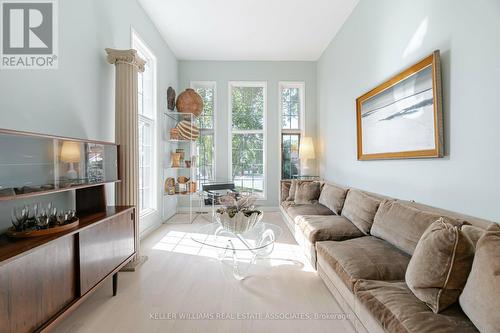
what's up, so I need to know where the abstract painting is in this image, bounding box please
[356,51,443,160]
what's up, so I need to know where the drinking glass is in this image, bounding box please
[11,206,28,231]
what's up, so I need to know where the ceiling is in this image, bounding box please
[138,0,359,61]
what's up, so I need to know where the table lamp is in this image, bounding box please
[299,136,315,176]
[61,141,81,179]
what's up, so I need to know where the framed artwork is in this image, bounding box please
[356,50,443,160]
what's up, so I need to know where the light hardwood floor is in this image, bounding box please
[52,212,355,333]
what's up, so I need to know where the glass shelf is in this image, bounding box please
[163,111,194,122]
[162,111,198,223]
[163,192,197,197]
[168,139,194,143]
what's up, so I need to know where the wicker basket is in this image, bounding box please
[176,88,203,116]
[216,210,263,233]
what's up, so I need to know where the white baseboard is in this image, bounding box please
[139,221,163,240]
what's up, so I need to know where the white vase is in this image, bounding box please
[215,210,263,233]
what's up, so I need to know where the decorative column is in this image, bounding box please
[106,48,146,270]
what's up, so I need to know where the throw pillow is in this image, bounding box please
[294,181,321,204]
[286,180,300,201]
[371,200,463,255]
[461,225,486,249]
[405,218,474,313]
[318,183,348,215]
[340,189,381,234]
[459,224,500,333]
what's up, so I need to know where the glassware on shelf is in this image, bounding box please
[55,210,75,225]
[35,209,50,229]
[10,203,78,232]
[11,206,29,231]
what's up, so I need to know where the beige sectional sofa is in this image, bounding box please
[279,180,496,333]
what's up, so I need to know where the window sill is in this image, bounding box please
[139,208,157,219]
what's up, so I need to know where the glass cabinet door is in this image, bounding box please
[0,131,119,199]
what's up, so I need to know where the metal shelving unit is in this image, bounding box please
[162,112,199,223]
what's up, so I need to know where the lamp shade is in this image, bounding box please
[299,137,315,160]
[60,141,81,163]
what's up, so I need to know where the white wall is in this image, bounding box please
[0,0,178,233]
[317,0,500,221]
[179,61,317,207]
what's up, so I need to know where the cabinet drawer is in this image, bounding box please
[79,210,135,295]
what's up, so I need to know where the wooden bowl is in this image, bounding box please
[6,218,80,238]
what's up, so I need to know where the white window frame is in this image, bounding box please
[132,30,157,218]
[190,81,217,185]
[279,81,305,180]
[228,81,267,199]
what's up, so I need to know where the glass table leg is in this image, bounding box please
[213,226,277,280]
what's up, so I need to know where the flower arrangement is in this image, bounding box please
[215,193,263,233]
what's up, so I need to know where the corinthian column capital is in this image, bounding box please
[105,48,146,72]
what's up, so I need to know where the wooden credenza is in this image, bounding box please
[0,206,136,333]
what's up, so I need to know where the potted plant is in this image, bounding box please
[215,193,263,233]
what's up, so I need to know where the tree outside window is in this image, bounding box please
[280,82,304,180]
[230,83,266,197]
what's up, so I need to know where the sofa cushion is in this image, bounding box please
[285,203,333,221]
[294,181,321,204]
[461,225,486,248]
[316,236,410,291]
[294,215,364,243]
[405,219,474,313]
[341,189,381,234]
[371,200,462,255]
[354,280,479,333]
[459,224,500,333]
[318,183,348,215]
[281,181,291,202]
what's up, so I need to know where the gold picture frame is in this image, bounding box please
[356,50,443,160]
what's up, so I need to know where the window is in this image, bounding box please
[280,82,304,179]
[133,32,157,216]
[229,82,266,197]
[191,81,216,187]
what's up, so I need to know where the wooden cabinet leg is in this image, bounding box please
[112,272,118,296]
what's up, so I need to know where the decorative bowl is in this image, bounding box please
[215,210,263,234]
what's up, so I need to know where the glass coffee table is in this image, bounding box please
[191,222,282,280]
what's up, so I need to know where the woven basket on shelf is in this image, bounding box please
[176,120,200,140]
[176,88,203,116]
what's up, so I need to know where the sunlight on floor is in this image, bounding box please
[152,228,315,272]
